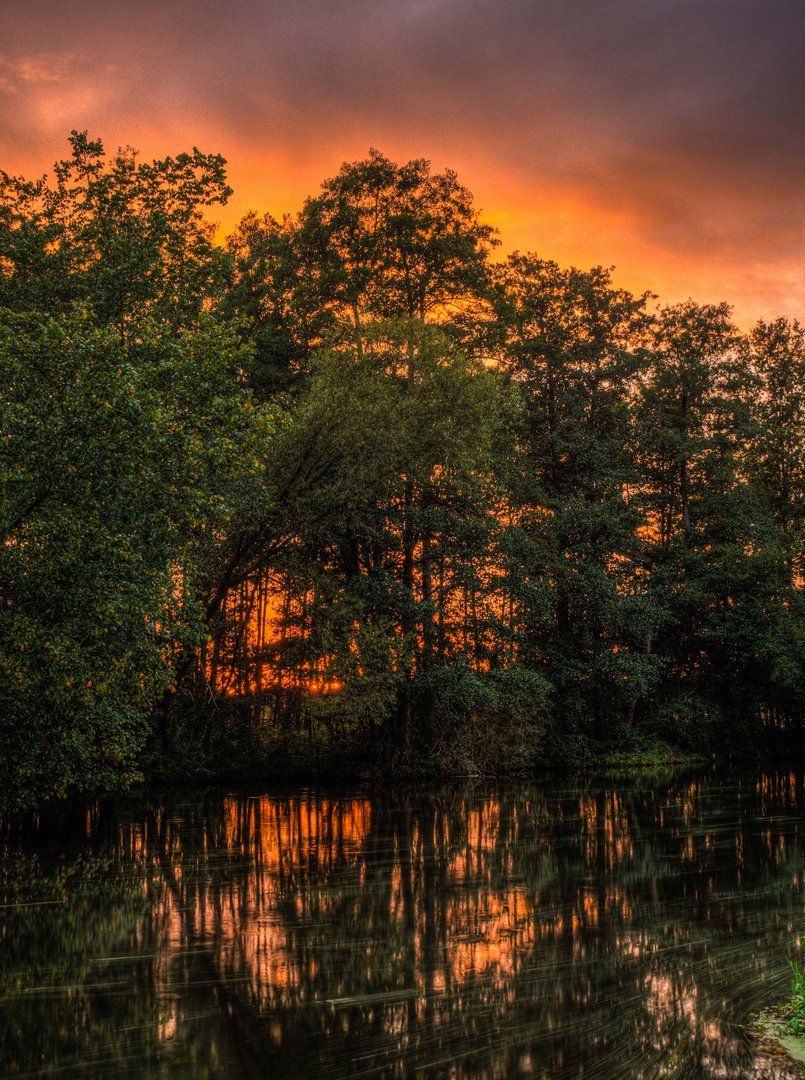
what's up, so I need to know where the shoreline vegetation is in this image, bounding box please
[747,959,805,1074]
[142,731,712,788]
[2,133,805,809]
[749,1012,805,1076]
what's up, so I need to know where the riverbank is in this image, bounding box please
[749,1010,805,1076]
[140,725,713,789]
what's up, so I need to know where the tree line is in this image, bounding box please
[1,134,803,804]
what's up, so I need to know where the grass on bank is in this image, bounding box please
[141,705,711,787]
[748,957,805,1073]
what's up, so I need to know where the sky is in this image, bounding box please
[2,0,804,326]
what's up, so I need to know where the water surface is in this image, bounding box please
[2,769,805,1079]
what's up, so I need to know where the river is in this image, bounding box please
[1,768,804,1078]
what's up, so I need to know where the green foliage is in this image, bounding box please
[5,134,805,798]
[786,958,805,1036]
[220,210,314,397]
[259,318,504,744]
[493,254,661,739]
[0,131,232,329]
[0,307,278,806]
[421,665,551,773]
[654,697,711,753]
[296,148,498,326]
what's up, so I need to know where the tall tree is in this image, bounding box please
[637,301,746,545]
[0,131,232,332]
[241,319,509,755]
[635,301,762,742]
[294,149,498,350]
[493,254,659,739]
[219,212,317,398]
[210,152,506,756]
[0,309,278,806]
[744,318,805,585]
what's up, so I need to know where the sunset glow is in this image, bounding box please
[3,0,804,327]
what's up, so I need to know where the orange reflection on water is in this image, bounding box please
[6,775,805,1080]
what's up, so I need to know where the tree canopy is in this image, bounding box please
[2,134,804,805]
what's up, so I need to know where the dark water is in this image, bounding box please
[2,770,805,1079]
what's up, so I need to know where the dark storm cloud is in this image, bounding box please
[2,0,805,314]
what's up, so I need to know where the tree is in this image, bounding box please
[633,302,761,742]
[493,254,660,739]
[293,149,498,351]
[0,307,278,806]
[0,131,232,331]
[0,133,297,803]
[236,319,514,756]
[219,211,316,399]
[636,300,746,546]
[744,318,805,585]
[207,153,510,758]
[711,318,805,729]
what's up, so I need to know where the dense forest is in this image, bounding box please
[1,133,804,806]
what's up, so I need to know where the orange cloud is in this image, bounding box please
[2,0,804,326]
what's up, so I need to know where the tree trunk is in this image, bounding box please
[625,629,652,729]
[396,478,416,755]
[680,392,691,534]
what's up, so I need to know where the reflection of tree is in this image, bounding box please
[2,773,805,1078]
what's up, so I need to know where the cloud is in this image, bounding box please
[1,0,804,322]
[0,52,81,92]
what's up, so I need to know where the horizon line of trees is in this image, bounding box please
[1,132,803,805]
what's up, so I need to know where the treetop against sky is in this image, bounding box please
[2,0,804,326]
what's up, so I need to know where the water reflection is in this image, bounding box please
[2,771,805,1078]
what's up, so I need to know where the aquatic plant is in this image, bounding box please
[785,958,805,1035]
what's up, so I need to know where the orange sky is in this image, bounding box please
[3,0,805,327]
